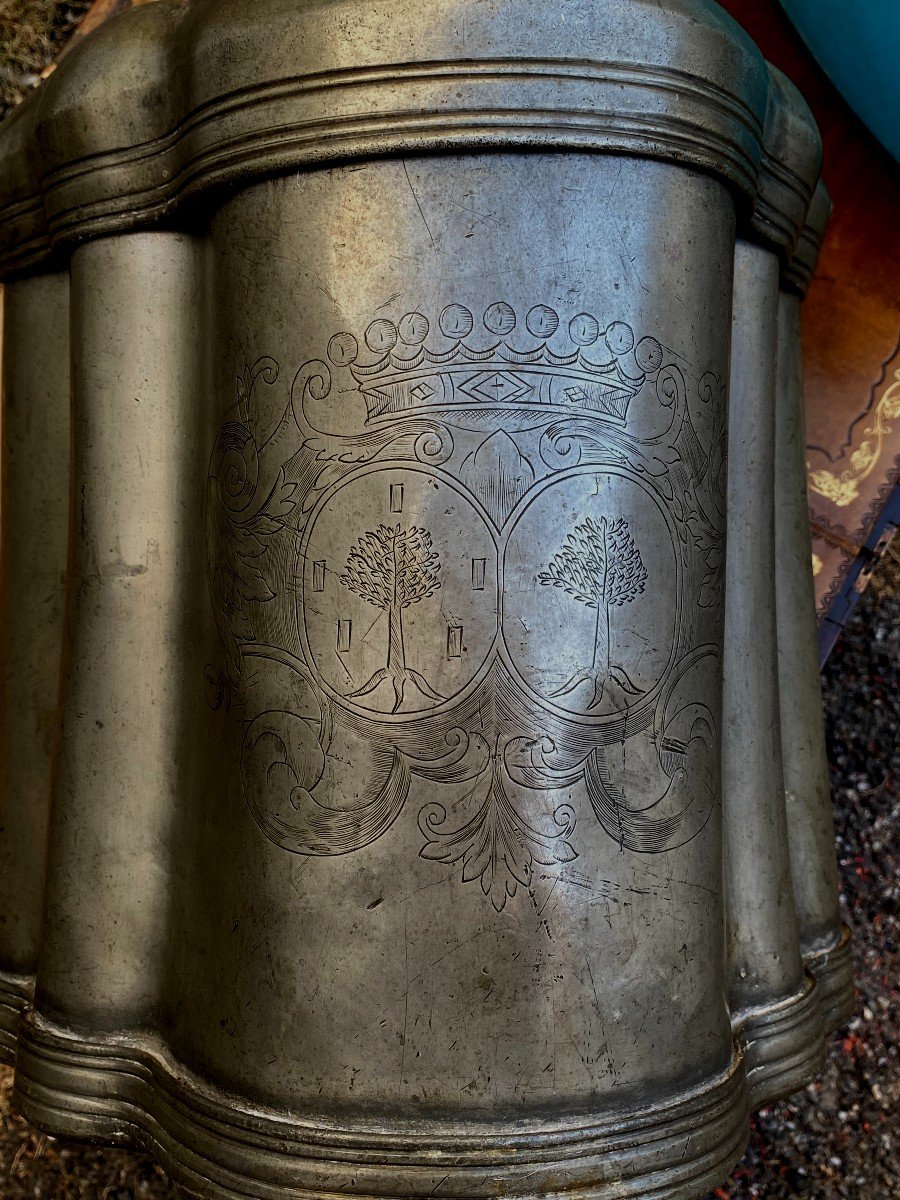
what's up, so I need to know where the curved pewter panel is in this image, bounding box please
[783,179,832,297]
[750,62,821,257]
[0,0,770,278]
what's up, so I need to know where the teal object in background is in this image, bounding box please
[780,0,900,162]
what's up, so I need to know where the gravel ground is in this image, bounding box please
[1,552,896,1196]
[0,0,91,115]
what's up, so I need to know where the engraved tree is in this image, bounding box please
[340,523,445,713]
[538,516,648,709]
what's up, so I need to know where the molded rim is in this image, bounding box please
[0,0,769,279]
[13,1012,750,1200]
[0,969,32,1063]
[805,925,855,1034]
[732,975,826,1110]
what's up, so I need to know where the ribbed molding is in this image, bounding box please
[0,970,32,1062]
[732,976,826,1109]
[805,925,856,1034]
[0,0,769,278]
[783,179,832,295]
[750,63,821,255]
[14,1015,749,1200]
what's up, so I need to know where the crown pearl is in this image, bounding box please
[569,313,600,346]
[483,302,517,335]
[605,322,635,355]
[526,304,559,338]
[399,312,430,345]
[439,304,474,339]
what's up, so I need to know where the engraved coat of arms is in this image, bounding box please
[206,302,726,910]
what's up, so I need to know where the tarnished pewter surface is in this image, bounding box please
[0,1,812,1196]
[187,154,737,1107]
[782,180,832,299]
[722,64,825,1110]
[4,537,896,1200]
[775,292,843,958]
[774,194,854,1033]
[751,65,821,251]
[18,143,749,1198]
[723,240,823,1110]
[0,971,31,1062]
[14,1014,750,1200]
[804,927,855,1033]
[0,0,770,277]
[0,272,70,1059]
[34,232,204,1033]
[4,552,896,1196]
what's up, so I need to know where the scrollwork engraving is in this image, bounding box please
[205,302,726,908]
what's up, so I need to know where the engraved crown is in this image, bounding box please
[326,303,663,428]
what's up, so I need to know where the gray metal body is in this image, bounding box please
[0,2,848,1197]
[776,184,854,1033]
[0,273,70,1054]
[722,65,828,1108]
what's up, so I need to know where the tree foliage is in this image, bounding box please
[340,523,441,611]
[539,516,647,609]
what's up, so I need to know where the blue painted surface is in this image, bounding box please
[781,0,900,163]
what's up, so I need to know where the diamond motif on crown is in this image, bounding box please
[458,371,532,404]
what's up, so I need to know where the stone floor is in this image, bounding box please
[0,0,92,116]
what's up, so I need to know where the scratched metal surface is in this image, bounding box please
[0,0,767,1192]
[2,554,896,1198]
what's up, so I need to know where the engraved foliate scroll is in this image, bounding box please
[182,157,741,1143]
[207,233,726,914]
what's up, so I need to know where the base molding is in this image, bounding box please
[805,925,855,1034]
[734,975,825,1109]
[0,969,32,1063]
[13,1014,749,1200]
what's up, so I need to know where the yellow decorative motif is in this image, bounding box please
[808,368,900,508]
[811,552,823,576]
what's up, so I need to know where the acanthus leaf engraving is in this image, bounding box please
[418,736,578,912]
[206,358,300,705]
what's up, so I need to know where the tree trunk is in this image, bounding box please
[386,601,406,673]
[591,601,611,680]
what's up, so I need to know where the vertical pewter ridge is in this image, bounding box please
[0,273,70,1058]
[723,63,826,1109]
[34,234,202,1033]
[775,182,854,1034]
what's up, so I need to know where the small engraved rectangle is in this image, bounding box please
[389,484,404,513]
[337,619,352,654]
[471,557,486,591]
[447,625,463,659]
[312,560,326,592]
